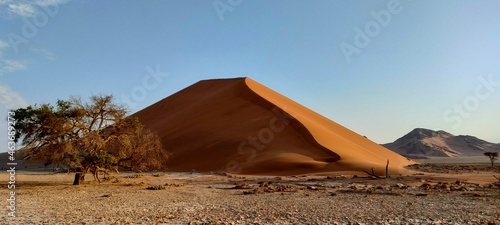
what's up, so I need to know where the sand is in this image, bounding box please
[416,156,494,165]
[132,77,414,175]
[1,167,499,224]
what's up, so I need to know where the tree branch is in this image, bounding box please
[362,168,381,179]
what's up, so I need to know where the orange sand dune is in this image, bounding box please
[133,78,414,175]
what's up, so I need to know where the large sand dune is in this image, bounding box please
[133,78,414,175]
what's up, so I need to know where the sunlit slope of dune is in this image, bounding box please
[132,77,414,175]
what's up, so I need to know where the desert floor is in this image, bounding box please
[1,164,499,225]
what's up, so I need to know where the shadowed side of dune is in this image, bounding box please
[132,78,341,174]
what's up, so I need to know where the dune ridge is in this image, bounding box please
[133,77,414,175]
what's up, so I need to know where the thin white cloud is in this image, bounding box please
[33,0,69,6]
[30,48,55,61]
[0,40,7,58]
[0,60,27,73]
[2,0,70,18]
[0,84,29,109]
[0,40,8,50]
[0,40,28,74]
[8,3,36,17]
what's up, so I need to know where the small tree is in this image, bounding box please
[484,152,499,166]
[13,95,168,185]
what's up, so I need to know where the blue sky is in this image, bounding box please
[1,0,499,152]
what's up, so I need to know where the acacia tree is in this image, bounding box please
[484,152,499,166]
[13,95,168,185]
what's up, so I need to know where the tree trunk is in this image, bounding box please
[73,167,86,185]
[79,173,86,184]
[385,159,390,178]
[73,173,81,185]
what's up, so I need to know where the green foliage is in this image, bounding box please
[484,152,499,166]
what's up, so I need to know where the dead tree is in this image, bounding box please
[385,159,390,178]
[362,159,390,179]
[362,168,382,179]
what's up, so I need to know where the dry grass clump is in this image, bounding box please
[165,183,184,187]
[124,174,144,179]
[146,185,165,190]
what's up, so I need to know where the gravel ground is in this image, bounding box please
[1,171,499,225]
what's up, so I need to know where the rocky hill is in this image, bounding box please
[383,128,500,158]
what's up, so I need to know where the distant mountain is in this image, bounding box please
[383,128,500,158]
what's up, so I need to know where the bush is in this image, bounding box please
[146,185,165,190]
